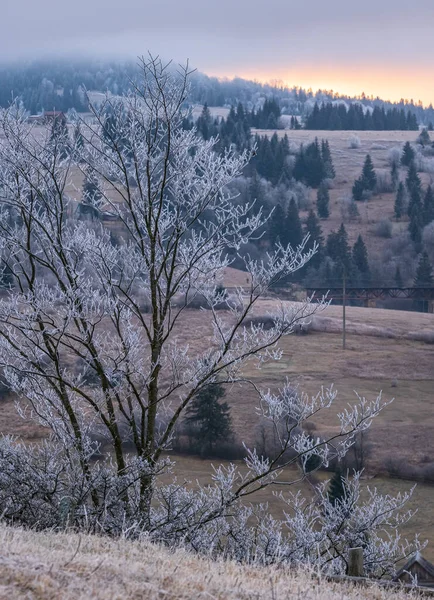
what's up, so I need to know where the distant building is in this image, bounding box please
[27,111,65,124]
[394,552,434,587]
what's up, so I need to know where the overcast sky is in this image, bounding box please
[3,0,434,103]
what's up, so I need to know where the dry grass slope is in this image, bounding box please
[0,524,424,600]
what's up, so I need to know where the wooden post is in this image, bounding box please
[342,267,346,350]
[348,547,364,577]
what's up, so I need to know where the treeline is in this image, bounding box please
[305,102,419,131]
[2,58,434,127]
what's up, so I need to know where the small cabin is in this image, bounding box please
[394,552,434,587]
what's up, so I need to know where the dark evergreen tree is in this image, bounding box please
[414,252,433,286]
[304,209,324,268]
[417,128,431,147]
[406,163,422,217]
[394,182,405,220]
[196,103,214,140]
[328,469,348,506]
[317,182,330,218]
[395,265,403,288]
[408,202,423,249]
[184,383,233,456]
[352,235,370,277]
[390,161,399,191]
[352,177,366,202]
[269,203,287,247]
[423,185,434,226]
[401,141,415,166]
[50,114,70,158]
[326,223,352,280]
[321,139,335,179]
[285,198,303,248]
[73,124,84,150]
[361,154,377,191]
[79,167,102,220]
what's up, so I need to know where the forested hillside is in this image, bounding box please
[1,58,434,125]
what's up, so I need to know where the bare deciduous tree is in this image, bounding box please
[0,56,421,575]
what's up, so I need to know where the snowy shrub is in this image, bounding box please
[348,135,361,149]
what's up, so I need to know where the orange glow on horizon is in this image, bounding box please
[205,64,434,107]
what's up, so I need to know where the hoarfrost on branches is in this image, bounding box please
[0,55,421,576]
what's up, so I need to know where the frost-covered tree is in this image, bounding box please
[0,56,421,575]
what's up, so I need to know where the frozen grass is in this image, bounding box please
[0,523,423,600]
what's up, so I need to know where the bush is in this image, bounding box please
[375,171,394,194]
[348,135,361,149]
[371,143,387,150]
[387,147,402,167]
[374,218,393,238]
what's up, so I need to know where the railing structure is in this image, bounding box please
[305,287,434,301]
[304,287,434,312]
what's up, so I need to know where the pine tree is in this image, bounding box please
[391,161,399,191]
[394,182,405,220]
[352,235,370,277]
[423,185,434,226]
[80,167,103,220]
[395,265,403,288]
[361,154,377,191]
[50,114,70,158]
[321,139,335,179]
[414,252,433,287]
[285,198,303,248]
[328,469,348,506]
[196,103,214,140]
[352,177,366,202]
[304,209,323,268]
[326,223,351,278]
[408,202,423,248]
[184,383,233,456]
[401,141,415,166]
[269,203,286,247]
[73,124,84,150]
[406,163,422,217]
[317,182,330,218]
[417,128,431,147]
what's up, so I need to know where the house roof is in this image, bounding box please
[394,552,434,581]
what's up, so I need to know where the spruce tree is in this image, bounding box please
[321,139,335,179]
[423,185,434,226]
[285,198,303,248]
[184,383,233,456]
[328,469,348,506]
[401,141,415,166]
[361,154,377,191]
[269,203,286,247]
[417,128,431,147]
[408,202,423,249]
[414,252,433,287]
[80,167,102,220]
[395,265,403,288]
[394,182,405,220]
[352,235,370,277]
[391,161,399,191]
[352,177,366,202]
[304,209,324,268]
[50,114,70,158]
[73,124,84,150]
[326,223,351,278]
[317,182,330,218]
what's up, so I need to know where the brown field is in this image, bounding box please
[254,128,433,254]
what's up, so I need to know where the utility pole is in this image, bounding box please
[342,266,346,350]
